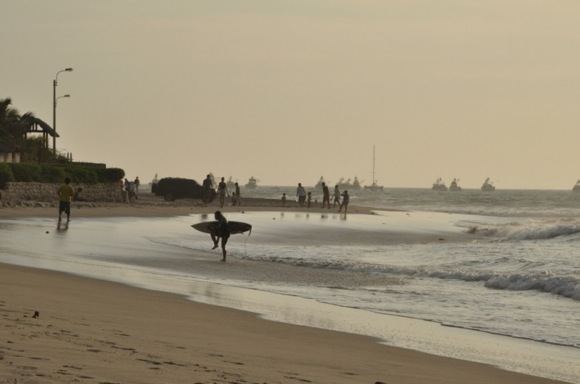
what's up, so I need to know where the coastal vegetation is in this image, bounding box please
[0,98,124,188]
[0,163,124,188]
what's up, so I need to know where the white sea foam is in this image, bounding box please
[467,222,580,241]
[239,253,580,301]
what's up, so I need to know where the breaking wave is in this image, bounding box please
[467,222,580,241]
[240,254,580,301]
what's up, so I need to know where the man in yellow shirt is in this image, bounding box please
[57,177,74,222]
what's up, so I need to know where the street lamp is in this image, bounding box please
[53,67,73,156]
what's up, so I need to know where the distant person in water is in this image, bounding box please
[210,211,230,262]
[321,182,330,209]
[281,193,287,207]
[338,190,350,215]
[218,177,228,208]
[296,183,306,206]
[202,174,213,203]
[333,185,341,207]
[57,177,74,222]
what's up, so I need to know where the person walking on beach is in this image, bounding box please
[321,182,330,209]
[57,177,74,223]
[218,177,229,208]
[333,185,341,207]
[307,192,312,208]
[134,176,140,194]
[296,183,306,207]
[281,193,287,207]
[210,211,230,262]
[338,190,350,215]
[202,174,213,203]
[127,181,137,202]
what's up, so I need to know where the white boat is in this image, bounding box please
[352,176,362,190]
[481,178,496,192]
[364,145,384,191]
[432,177,448,191]
[245,177,258,189]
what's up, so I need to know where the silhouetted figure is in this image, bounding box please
[210,211,230,262]
[202,174,213,203]
[232,182,241,206]
[321,182,330,209]
[57,177,74,223]
[338,190,350,216]
[218,177,228,208]
[296,183,306,207]
[333,185,341,207]
[134,176,140,194]
[307,192,312,208]
[281,193,287,207]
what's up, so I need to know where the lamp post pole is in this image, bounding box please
[52,67,73,157]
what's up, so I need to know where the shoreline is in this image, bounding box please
[0,195,376,219]
[0,262,567,384]
[0,197,576,383]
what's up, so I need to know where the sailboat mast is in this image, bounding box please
[372,145,376,184]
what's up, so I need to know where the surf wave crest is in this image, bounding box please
[467,223,580,241]
[240,254,580,301]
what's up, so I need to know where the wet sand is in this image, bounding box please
[0,263,566,384]
[0,195,374,219]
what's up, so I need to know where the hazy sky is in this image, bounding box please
[1,0,580,189]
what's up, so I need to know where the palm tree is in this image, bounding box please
[0,98,55,162]
[0,98,37,147]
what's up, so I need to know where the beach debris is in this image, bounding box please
[32,310,39,319]
[45,231,49,234]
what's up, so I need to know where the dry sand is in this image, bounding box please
[0,263,566,384]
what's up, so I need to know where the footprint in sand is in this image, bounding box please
[224,360,245,366]
[284,375,312,383]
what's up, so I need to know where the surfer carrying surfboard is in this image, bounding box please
[210,211,230,261]
[191,214,251,262]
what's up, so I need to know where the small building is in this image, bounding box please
[0,143,20,164]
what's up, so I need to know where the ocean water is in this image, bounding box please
[1,188,579,382]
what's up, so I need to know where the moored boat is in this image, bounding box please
[245,176,258,189]
[481,178,496,192]
[432,177,448,191]
[449,178,462,192]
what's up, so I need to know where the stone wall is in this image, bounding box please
[0,182,123,203]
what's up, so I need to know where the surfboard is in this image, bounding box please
[191,221,252,235]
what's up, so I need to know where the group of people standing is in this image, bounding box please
[202,174,241,208]
[122,176,140,203]
[294,182,350,214]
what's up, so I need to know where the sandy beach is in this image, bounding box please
[0,262,566,384]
